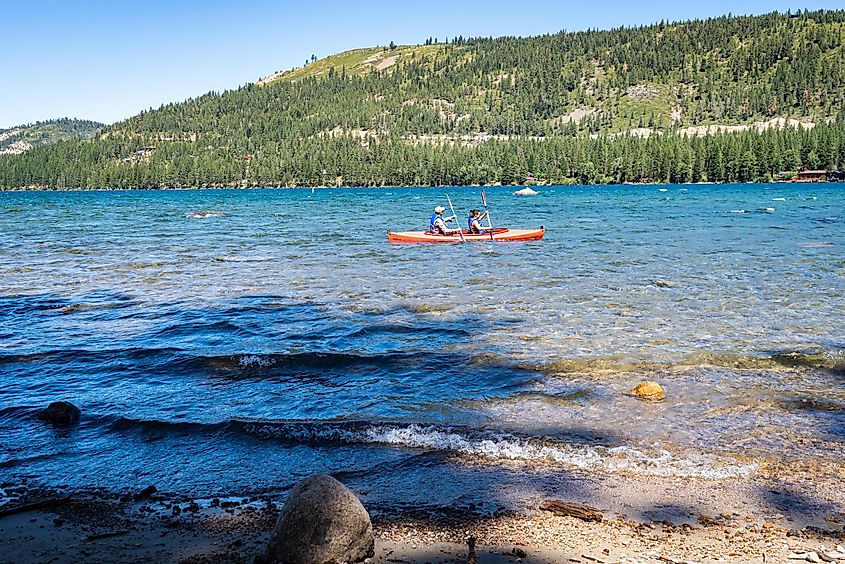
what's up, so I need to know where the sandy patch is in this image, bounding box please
[678,117,817,137]
[626,85,661,99]
[671,107,684,122]
[0,139,32,155]
[376,55,398,71]
[403,133,547,147]
[559,107,597,124]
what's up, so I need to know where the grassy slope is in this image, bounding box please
[263,44,457,83]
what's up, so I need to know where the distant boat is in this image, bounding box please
[186,211,227,219]
[513,187,539,196]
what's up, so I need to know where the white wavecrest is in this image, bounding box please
[245,422,757,479]
[238,355,276,367]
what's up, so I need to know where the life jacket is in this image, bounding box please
[468,217,486,234]
[430,213,440,233]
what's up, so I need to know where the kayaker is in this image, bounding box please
[430,206,458,234]
[468,209,489,234]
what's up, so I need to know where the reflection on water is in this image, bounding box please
[0,185,843,501]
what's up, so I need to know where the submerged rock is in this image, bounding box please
[37,401,81,425]
[630,381,665,401]
[266,474,374,564]
[185,211,227,219]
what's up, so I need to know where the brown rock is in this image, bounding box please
[630,381,665,401]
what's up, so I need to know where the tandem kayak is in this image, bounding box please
[387,227,545,243]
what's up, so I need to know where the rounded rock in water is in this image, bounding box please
[630,381,665,401]
[37,401,81,425]
[266,474,374,564]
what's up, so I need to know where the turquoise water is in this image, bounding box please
[0,185,843,510]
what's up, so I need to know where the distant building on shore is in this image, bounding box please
[778,168,843,183]
[795,169,829,182]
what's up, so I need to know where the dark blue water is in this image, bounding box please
[1,185,843,510]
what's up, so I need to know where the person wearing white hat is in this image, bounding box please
[429,205,458,234]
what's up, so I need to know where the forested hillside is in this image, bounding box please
[0,119,102,156]
[2,10,845,188]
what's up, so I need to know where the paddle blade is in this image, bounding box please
[481,190,487,207]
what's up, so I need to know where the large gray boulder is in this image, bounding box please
[266,474,374,564]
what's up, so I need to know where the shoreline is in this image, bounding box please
[1,180,841,192]
[1,493,842,563]
[2,462,843,563]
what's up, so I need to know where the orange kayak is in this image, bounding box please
[388,227,545,243]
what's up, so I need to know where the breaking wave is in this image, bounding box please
[239,420,757,479]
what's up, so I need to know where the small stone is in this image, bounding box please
[630,381,665,401]
[134,485,157,501]
[37,401,81,425]
[511,547,528,558]
[790,553,820,563]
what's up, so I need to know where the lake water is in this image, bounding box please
[1,185,843,513]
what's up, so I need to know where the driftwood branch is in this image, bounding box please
[539,500,603,522]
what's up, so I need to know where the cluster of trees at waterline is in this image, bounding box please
[2,120,844,189]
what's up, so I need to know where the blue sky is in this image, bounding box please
[2,0,844,128]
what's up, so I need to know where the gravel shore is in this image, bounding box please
[1,462,843,563]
